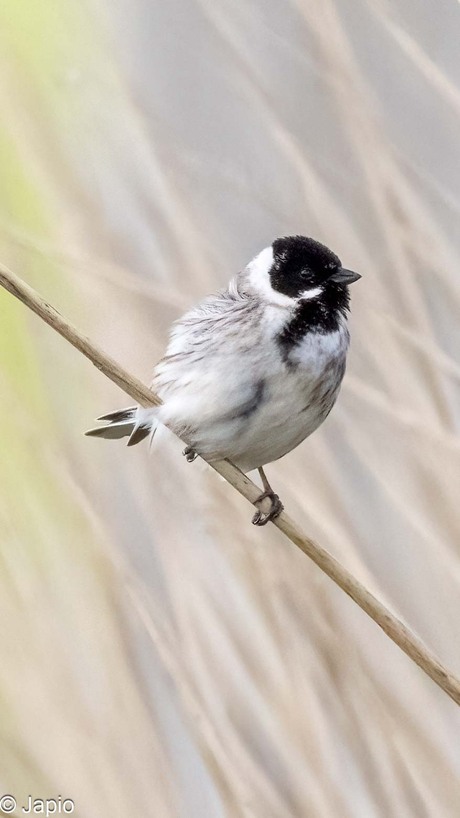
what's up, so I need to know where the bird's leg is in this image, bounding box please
[183,446,198,462]
[252,467,284,526]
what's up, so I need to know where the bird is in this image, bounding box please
[86,235,361,525]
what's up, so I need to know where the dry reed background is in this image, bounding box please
[0,1,460,816]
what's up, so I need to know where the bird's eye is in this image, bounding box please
[327,262,337,270]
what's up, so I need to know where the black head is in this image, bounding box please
[270,235,360,299]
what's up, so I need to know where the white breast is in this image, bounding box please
[288,320,350,372]
[222,324,350,472]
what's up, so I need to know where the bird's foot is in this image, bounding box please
[183,446,198,463]
[252,490,284,526]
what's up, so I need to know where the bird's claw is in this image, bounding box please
[183,446,198,463]
[252,490,284,526]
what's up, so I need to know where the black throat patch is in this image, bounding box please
[277,286,349,361]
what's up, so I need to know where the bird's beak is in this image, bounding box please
[329,268,362,284]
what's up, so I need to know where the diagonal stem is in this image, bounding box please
[1,260,460,707]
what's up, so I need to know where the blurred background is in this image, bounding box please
[0,0,460,815]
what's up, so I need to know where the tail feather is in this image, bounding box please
[85,406,154,446]
[85,420,136,440]
[96,407,137,422]
[127,425,151,446]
